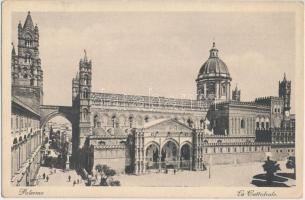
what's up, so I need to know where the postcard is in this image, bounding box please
[1,0,303,198]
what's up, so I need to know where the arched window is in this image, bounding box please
[83,89,89,98]
[83,74,89,85]
[82,108,89,121]
[111,115,117,128]
[260,117,265,129]
[222,85,226,95]
[24,55,32,64]
[265,118,270,129]
[240,119,245,129]
[25,40,33,47]
[128,116,133,128]
[94,115,99,128]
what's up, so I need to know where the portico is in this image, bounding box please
[133,118,194,174]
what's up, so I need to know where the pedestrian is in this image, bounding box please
[73,180,76,186]
[43,173,46,179]
[174,169,176,174]
[77,179,79,184]
[68,175,71,182]
[46,176,49,182]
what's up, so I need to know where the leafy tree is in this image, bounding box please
[286,156,296,179]
[95,164,118,186]
[262,156,281,185]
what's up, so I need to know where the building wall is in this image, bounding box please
[207,102,270,136]
[86,135,130,174]
[93,149,127,174]
[201,144,270,165]
[11,101,42,186]
[90,106,208,131]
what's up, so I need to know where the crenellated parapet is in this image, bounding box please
[91,92,213,111]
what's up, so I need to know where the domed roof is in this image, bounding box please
[197,42,231,80]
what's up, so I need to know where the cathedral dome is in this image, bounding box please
[197,42,231,80]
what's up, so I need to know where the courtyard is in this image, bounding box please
[113,161,295,187]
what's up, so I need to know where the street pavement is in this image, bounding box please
[36,166,85,187]
[114,161,296,187]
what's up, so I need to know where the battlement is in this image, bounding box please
[91,92,213,110]
[255,96,282,106]
[211,100,269,110]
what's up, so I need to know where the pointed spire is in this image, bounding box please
[209,41,218,58]
[283,73,287,81]
[11,42,16,56]
[235,84,238,91]
[18,21,22,29]
[23,11,34,30]
[83,49,88,62]
[76,72,79,80]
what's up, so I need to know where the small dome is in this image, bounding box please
[197,42,231,80]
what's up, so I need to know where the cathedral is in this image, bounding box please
[72,41,295,175]
[11,12,295,185]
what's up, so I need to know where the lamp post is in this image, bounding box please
[209,155,212,179]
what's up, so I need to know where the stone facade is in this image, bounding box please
[11,12,43,186]
[11,97,42,186]
[75,49,295,174]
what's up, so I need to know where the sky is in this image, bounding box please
[12,11,296,112]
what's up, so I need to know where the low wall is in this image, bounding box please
[271,146,295,161]
[203,151,267,166]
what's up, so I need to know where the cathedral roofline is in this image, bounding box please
[211,100,270,109]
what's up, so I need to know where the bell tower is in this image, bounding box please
[11,11,43,110]
[279,73,291,118]
[78,50,92,147]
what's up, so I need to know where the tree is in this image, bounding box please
[262,156,281,185]
[95,164,118,186]
[286,156,296,179]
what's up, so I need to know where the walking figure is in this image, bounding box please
[174,169,176,174]
[73,180,76,186]
[77,179,79,184]
[46,176,49,182]
[68,175,71,182]
[43,173,46,179]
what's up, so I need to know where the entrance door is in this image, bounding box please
[180,143,191,170]
[161,141,178,169]
[146,143,159,170]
